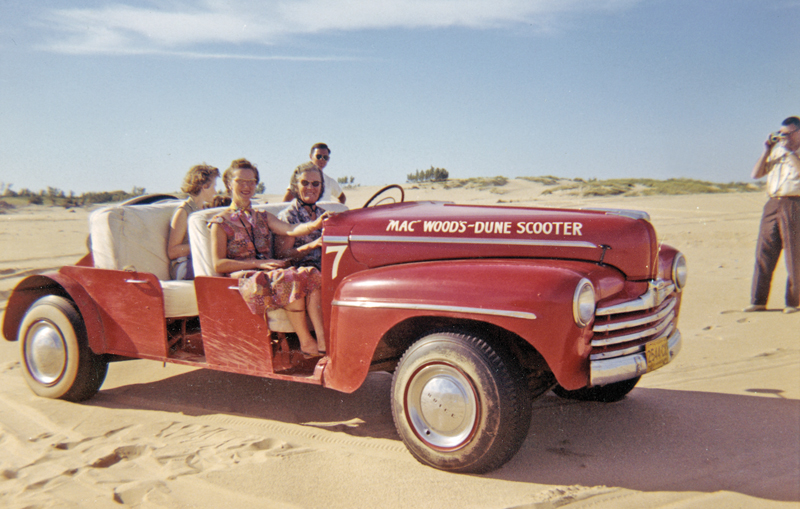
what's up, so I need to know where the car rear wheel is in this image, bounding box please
[18,295,108,402]
[552,376,640,403]
[391,331,531,473]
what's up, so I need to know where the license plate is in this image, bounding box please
[645,337,670,372]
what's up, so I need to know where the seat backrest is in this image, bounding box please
[189,201,349,277]
[89,200,180,280]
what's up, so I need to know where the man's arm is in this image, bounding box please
[752,138,778,179]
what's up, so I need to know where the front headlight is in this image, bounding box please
[573,278,596,328]
[672,253,688,291]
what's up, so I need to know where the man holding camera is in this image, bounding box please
[745,116,800,314]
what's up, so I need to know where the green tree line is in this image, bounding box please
[407,166,449,183]
[1,183,146,207]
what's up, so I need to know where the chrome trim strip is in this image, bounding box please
[332,299,537,320]
[590,310,675,347]
[593,298,677,333]
[589,323,675,360]
[581,208,651,222]
[348,235,597,249]
[323,236,349,244]
[590,330,682,386]
[595,280,675,316]
[589,343,643,362]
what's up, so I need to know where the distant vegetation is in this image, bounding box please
[1,182,147,207]
[0,174,764,212]
[337,176,358,188]
[408,166,449,183]
[516,177,762,197]
[443,176,508,189]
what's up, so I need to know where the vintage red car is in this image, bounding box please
[3,186,686,473]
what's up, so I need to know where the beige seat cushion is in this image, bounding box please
[89,200,178,280]
[90,200,201,318]
[160,280,198,317]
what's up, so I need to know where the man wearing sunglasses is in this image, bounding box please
[745,116,800,314]
[282,143,346,204]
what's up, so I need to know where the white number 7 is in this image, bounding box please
[325,245,348,279]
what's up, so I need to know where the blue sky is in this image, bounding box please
[0,0,797,196]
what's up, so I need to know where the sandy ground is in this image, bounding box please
[0,181,798,508]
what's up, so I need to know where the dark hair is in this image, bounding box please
[206,195,232,208]
[222,158,260,193]
[289,161,325,201]
[782,117,800,128]
[181,164,219,196]
[309,143,330,157]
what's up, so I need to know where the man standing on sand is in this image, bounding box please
[282,143,346,204]
[745,116,800,314]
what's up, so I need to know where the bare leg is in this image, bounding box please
[306,288,326,352]
[284,299,319,357]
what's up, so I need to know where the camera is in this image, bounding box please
[770,132,785,143]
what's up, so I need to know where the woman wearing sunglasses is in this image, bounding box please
[276,162,327,273]
[210,159,330,358]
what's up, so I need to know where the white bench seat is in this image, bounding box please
[89,199,347,326]
[160,280,198,317]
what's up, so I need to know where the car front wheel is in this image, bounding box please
[18,295,108,402]
[391,331,531,473]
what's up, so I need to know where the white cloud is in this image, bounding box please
[37,0,639,56]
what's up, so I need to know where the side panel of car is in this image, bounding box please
[59,266,168,358]
[320,239,369,332]
[321,259,620,393]
[3,273,104,353]
[194,276,274,376]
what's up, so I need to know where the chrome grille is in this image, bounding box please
[590,280,679,361]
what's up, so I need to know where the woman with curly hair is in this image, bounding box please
[167,163,219,280]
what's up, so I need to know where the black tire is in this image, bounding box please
[18,295,108,402]
[552,376,640,403]
[391,331,531,473]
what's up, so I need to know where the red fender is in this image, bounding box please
[322,259,624,392]
[3,272,106,354]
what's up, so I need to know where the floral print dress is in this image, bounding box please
[277,199,324,270]
[209,208,321,316]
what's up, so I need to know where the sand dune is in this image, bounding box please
[0,181,797,508]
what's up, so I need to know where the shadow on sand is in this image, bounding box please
[92,366,799,502]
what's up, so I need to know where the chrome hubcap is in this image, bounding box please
[24,320,67,385]
[405,363,478,450]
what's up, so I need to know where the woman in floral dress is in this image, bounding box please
[210,159,330,357]
[275,162,326,271]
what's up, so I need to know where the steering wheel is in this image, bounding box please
[363,184,405,208]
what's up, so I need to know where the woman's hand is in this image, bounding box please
[306,237,323,249]
[268,210,336,238]
[256,258,288,271]
[312,211,335,229]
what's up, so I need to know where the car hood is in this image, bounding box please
[323,201,658,280]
